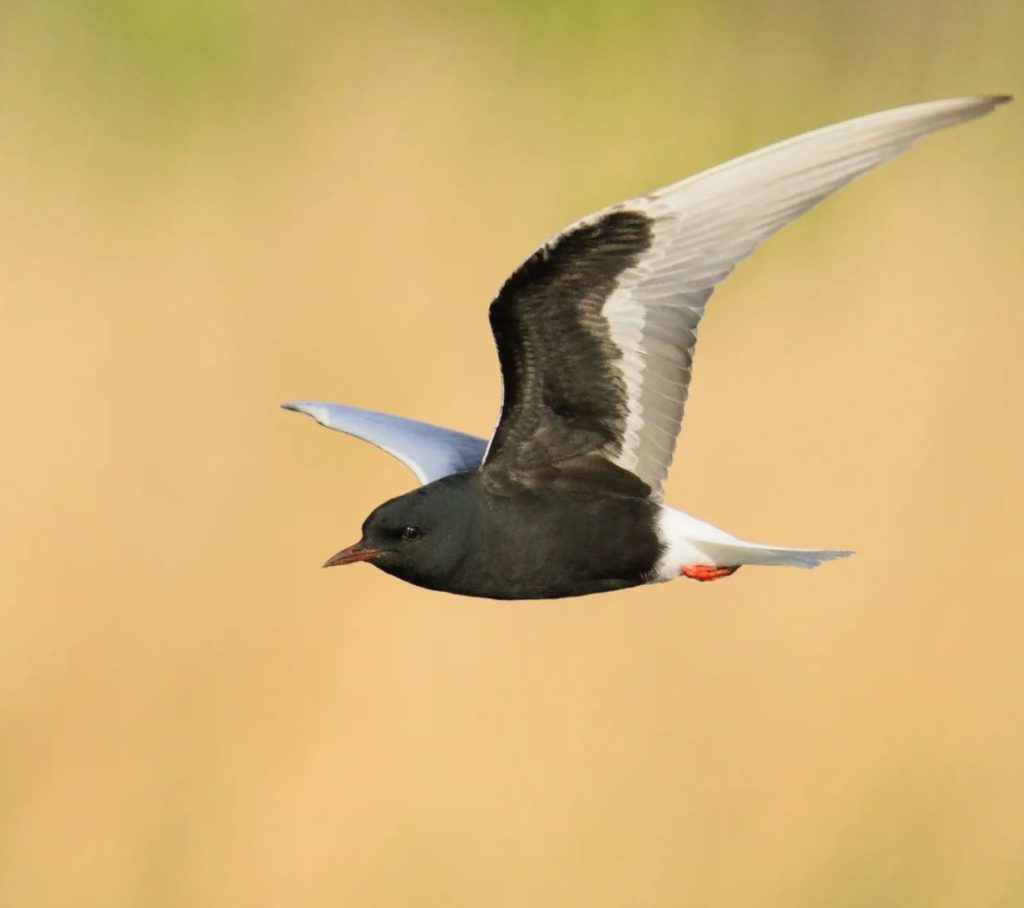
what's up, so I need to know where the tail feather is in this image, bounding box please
[695,539,854,569]
[654,508,853,580]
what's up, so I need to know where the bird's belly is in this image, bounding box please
[441,567,644,601]
[439,498,659,600]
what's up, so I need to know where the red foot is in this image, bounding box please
[681,564,739,582]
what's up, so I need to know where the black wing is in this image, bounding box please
[479,96,1009,499]
[483,209,655,497]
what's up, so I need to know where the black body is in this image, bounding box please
[348,211,667,599]
[358,472,663,600]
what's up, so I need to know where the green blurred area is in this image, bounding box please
[0,2,1021,907]
[3,0,1020,173]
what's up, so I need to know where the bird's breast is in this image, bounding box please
[444,491,663,600]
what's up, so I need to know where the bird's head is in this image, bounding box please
[323,479,471,590]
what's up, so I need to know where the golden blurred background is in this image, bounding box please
[2,1,1022,905]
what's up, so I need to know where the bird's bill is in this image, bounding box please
[322,541,381,568]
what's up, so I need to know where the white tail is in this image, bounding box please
[693,539,853,570]
[652,507,853,581]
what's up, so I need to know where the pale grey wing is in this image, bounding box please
[282,401,487,485]
[595,95,1009,499]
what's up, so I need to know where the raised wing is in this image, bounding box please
[282,401,487,485]
[482,95,1010,499]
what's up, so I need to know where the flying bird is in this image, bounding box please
[284,95,1010,600]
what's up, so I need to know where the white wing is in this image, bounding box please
[282,401,487,485]
[481,94,1008,500]
[601,95,1009,496]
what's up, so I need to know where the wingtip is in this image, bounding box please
[973,93,1013,112]
[968,94,1013,115]
[280,401,325,424]
[919,94,1012,123]
[281,400,318,415]
[937,94,1013,122]
[804,549,855,568]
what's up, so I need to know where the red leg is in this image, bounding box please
[681,564,739,582]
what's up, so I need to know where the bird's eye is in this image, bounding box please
[401,525,422,541]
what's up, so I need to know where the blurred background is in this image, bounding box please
[1,1,1022,905]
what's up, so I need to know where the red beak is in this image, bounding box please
[322,542,382,568]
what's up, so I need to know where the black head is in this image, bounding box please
[323,477,473,591]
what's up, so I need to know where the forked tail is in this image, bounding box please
[655,507,853,579]
[694,539,853,570]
